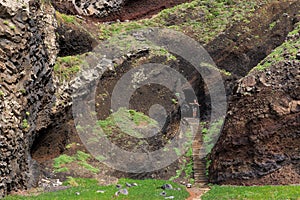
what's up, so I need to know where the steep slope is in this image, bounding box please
[0,0,57,196]
[209,21,300,185]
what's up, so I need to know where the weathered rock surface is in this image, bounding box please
[0,0,57,196]
[209,25,300,185]
[52,0,126,18]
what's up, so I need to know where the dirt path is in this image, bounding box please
[186,187,210,200]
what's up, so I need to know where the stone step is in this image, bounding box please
[189,121,208,184]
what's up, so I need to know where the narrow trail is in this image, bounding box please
[186,118,207,184]
[185,118,210,200]
[186,187,210,200]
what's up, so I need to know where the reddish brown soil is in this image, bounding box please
[186,187,210,200]
[98,0,193,22]
[52,0,192,22]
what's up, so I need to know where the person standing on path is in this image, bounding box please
[189,99,200,118]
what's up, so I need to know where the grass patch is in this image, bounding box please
[56,11,76,24]
[53,154,75,172]
[97,107,158,137]
[5,178,189,200]
[53,151,99,173]
[253,21,300,71]
[53,55,88,82]
[154,0,267,43]
[97,0,267,44]
[202,185,300,200]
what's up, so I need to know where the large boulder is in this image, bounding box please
[0,0,57,196]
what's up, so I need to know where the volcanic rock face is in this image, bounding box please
[0,0,57,196]
[74,0,125,17]
[52,0,126,17]
[209,29,300,185]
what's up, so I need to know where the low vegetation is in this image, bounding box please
[97,107,158,137]
[5,178,189,200]
[53,55,88,82]
[55,11,76,24]
[170,146,194,184]
[202,185,300,200]
[201,119,224,176]
[98,0,267,44]
[53,151,99,173]
[253,21,300,71]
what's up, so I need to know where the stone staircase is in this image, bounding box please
[186,118,208,185]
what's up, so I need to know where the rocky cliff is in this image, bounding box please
[1,0,300,197]
[0,0,57,196]
[209,22,300,185]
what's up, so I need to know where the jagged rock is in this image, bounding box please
[0,0,57,196]
[52,0,126,18]
[209,26,300,185]
[0,0,30,17]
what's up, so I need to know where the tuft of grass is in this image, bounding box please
[22,119,29,129]
[151,48,177,61]
[9,25,16,30]
[269,21,277,30]
[78,162,100,173]
[53,55,87,82]
[53,154,75,172]
[76,150,90,161]
[202,185,300,200]
[56,11,76,23]
[3,20,9,25]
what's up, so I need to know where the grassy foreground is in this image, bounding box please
[5,178,189,200]
[202,185,300,200]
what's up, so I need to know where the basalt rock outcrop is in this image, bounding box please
[0,0,57,196]
[52,0,126,18]
[209,24,300,185]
